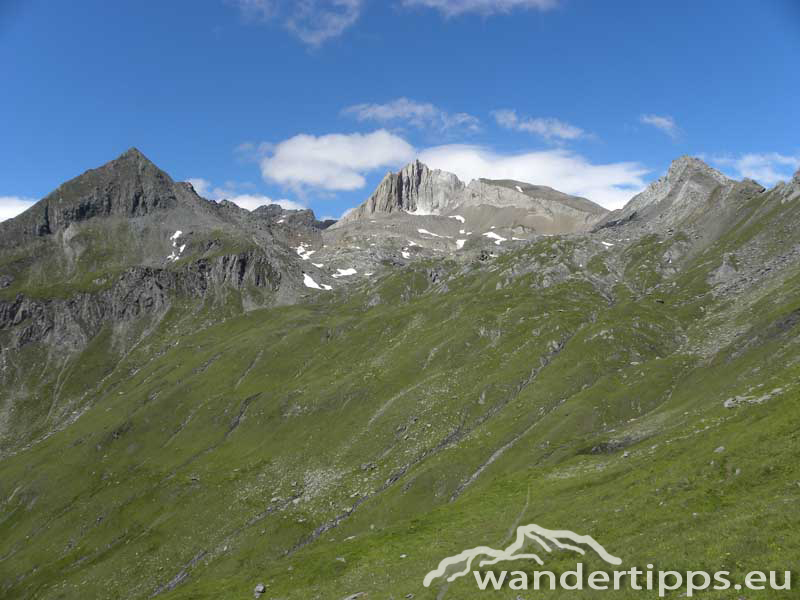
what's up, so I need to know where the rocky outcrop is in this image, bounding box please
[772,167,800,203]
[251,204,335,229]
[463,179,607,229]
[335,160,607,233]
[595,156,737,231]
[335,160,465,224]
[0,251,281,351]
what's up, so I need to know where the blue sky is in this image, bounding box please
[1,0,799,220]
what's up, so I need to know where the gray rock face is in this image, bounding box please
[336,160,465,223]
[596,156,735,231]
[775,167,800,203]
[0,149,184,247]
[335,160,607,234]
[462,179,607,231]
[0,250,281,352]
[250,204,334,229]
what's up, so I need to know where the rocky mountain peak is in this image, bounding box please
[334,160,466,225]
[116,146,149,162]
[664,155,730,186]
[335,159,608,235]
[598,155,736,230]
[0,148,184,245]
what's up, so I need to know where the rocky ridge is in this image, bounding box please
[2,150,800,599]
[335,159,608,234]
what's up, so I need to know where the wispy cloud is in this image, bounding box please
[402,0,559,17]
[639,114,680,140]
[0,196,37,222]
[343,98,480,132]
[229,0,362,46]
[186,178,304,211]
[418,144,647,209]
[229,0,560,45]
[231,0,278,20]
[259,129,415,191]
[710,152,800,187]
[491,109,585,141]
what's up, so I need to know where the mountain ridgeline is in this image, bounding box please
[335,159,608,233]
[1,149,799,599]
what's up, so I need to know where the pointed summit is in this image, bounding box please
[102,147,167,178]
[118,146,147,160]
[0,147,180,244]
[595,155,755,232]
[663,155,730,186]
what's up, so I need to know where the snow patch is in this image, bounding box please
[448,215,465,223]
[303,273,331,290]
[332,268,357,278]
[294,243,316,261]
[407,240,419,247]
[167,230,186,261]
[311,263,324,268]
[401,250,411,259]
[483,231,507,245]
[407,207,436,216]
[601,241,614,247]
[417,228,441,238]
[277,218,285,224]
[515,185,524,193]
[456,239,466,249]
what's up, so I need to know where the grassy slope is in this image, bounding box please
[1,193,800,599]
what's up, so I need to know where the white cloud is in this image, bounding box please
[492,109,585,141]
[251,128,648,209]
[260,129,415,191]
[230,0,362,46]
[287,0,362,46]
[0,196,37,222]
[343,98,480,132]
[418,145,648,209]
[639,114,680,140]
[710,153,800,187]
[230,194,305,211]
[402,0,558,16]
[186,178,304,211]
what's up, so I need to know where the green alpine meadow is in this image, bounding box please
[2,3,799,598]
[1,148,798,598]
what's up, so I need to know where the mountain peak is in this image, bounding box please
[0,148,179,244]
[335,159,465,224]
[595,155,740,232]
[118,146,147,160]
[665,155,730,185]
[106,147,163,173]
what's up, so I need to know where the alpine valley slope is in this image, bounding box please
[0,150,799,599]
